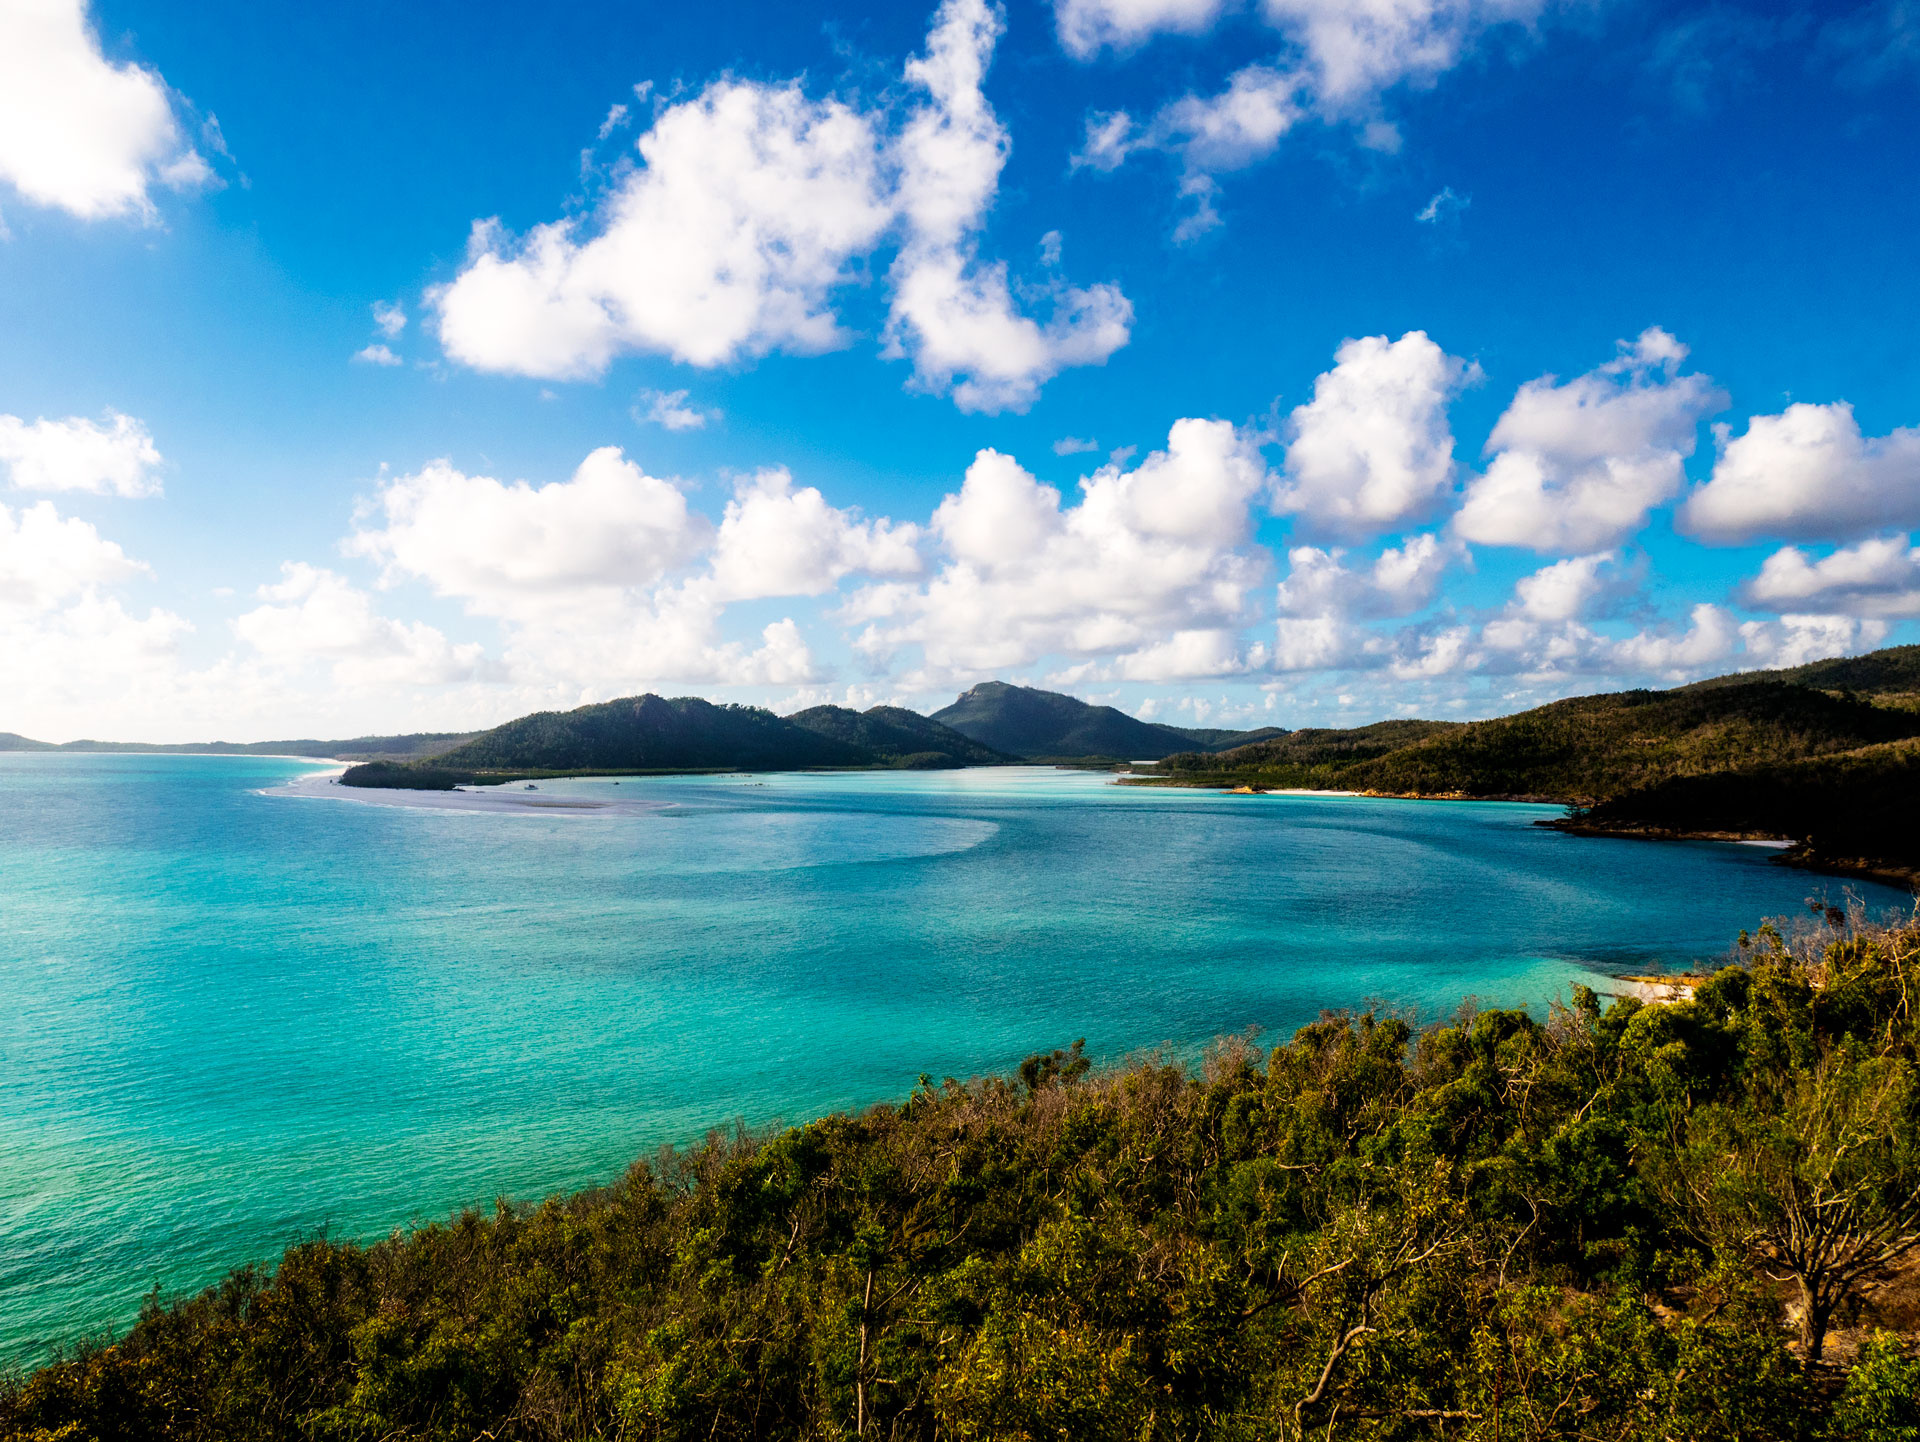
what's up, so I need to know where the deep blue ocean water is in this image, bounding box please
[2,752,1906,1367]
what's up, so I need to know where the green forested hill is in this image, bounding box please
[1684,643,1920,700]
[423,695,867,774]
[932,680,1195,759]
[1340,681,1920,802]
[340,696,1019,788]
[784,704,1016,767]
[1568,738,1920,870]
[1149,680,1920,802]
[930,680,1280,760]
[11,913,1920,1440]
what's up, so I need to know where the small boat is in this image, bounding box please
[524,783,538,790]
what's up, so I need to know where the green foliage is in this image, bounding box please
[783,706,1016,768]
[438,694,870,773]
[9,916,1920,1441]
[931,681,1279,761]
[1825,1332,1920,1441]
[1149,680,1920,803]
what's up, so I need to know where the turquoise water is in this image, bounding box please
[2,753,1905,1367]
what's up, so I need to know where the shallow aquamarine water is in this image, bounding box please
[1,753,1903,1366]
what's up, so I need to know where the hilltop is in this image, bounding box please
[931,680,1282,761]
[1138,658,1920,877]
[341,696,1011,789]
[783,704,1017,767]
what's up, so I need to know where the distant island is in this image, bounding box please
[9,646,1920,881]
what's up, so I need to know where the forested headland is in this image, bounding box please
[9,906,1920,1441]
[1135,646,1920,881]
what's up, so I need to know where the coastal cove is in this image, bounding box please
[2,753,1909,1368]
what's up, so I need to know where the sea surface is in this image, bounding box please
[2,753,1906,1367]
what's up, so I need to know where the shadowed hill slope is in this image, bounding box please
[1148,680,1920,804]
[426,695,866,774]
[931,681,1280,760]
[784,705,1017,767]
[1684,644,1920,699]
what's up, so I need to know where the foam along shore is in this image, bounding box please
[271,769,675,817]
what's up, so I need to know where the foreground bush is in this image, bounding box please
[8,909,1920,1441]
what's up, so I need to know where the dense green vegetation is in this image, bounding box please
[1146,681,1920,802]
[932,681,1282,761]
[10,910,1920,1441]
[433,695,866,773]
[783,706,1017,768]
[340,698,1028,789]
[1563,740,1920,878]
[1685,643,1920,702]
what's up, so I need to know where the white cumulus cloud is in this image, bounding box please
[1742,535,1920,617]
[1455,327,1726,553]
[1271,532,1460,670]
[0,410,163,497]
[846,418,1270,680]
[706,469,922,603]
[1055,0,1227,58]
[436,84,889,378]
[435,0,1128,412]
[1680,401,1920,543]
[0,0,210,221]
[0,497,147,608]
[348,447,710,619]
[885,0,1133,412]
[1275,331,1476,537]
[235,563,492,687]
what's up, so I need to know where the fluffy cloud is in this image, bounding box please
[0,0,209,221]
[1508,551,1617,623]
[1680,402,1920,543]
[1271,533,1460,670]
[1742,535,1920,618]
[436,0,1128,412]
[846,418,1270,679]
[435,85,888,379]
[0,498,147,608]
[353,344,401,367]
[1603,603,1740,678]
[1055,0,1227,58]
[1275,331,1475,537]
[706,470,922,603]
[1077,0,1553,231]
[0,499,190,737]
[234,564,491,687]
[1455,328,1725,553]
[0,411,163,497]
[635,388,719,431]
[348,447,709,618]
[885,0,1132,411]
[1739,613,1889,669]
[343,446,939,694]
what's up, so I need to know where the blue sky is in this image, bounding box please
[2,0,1917,741]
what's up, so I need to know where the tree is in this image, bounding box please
[1659,1047,1920,1363]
